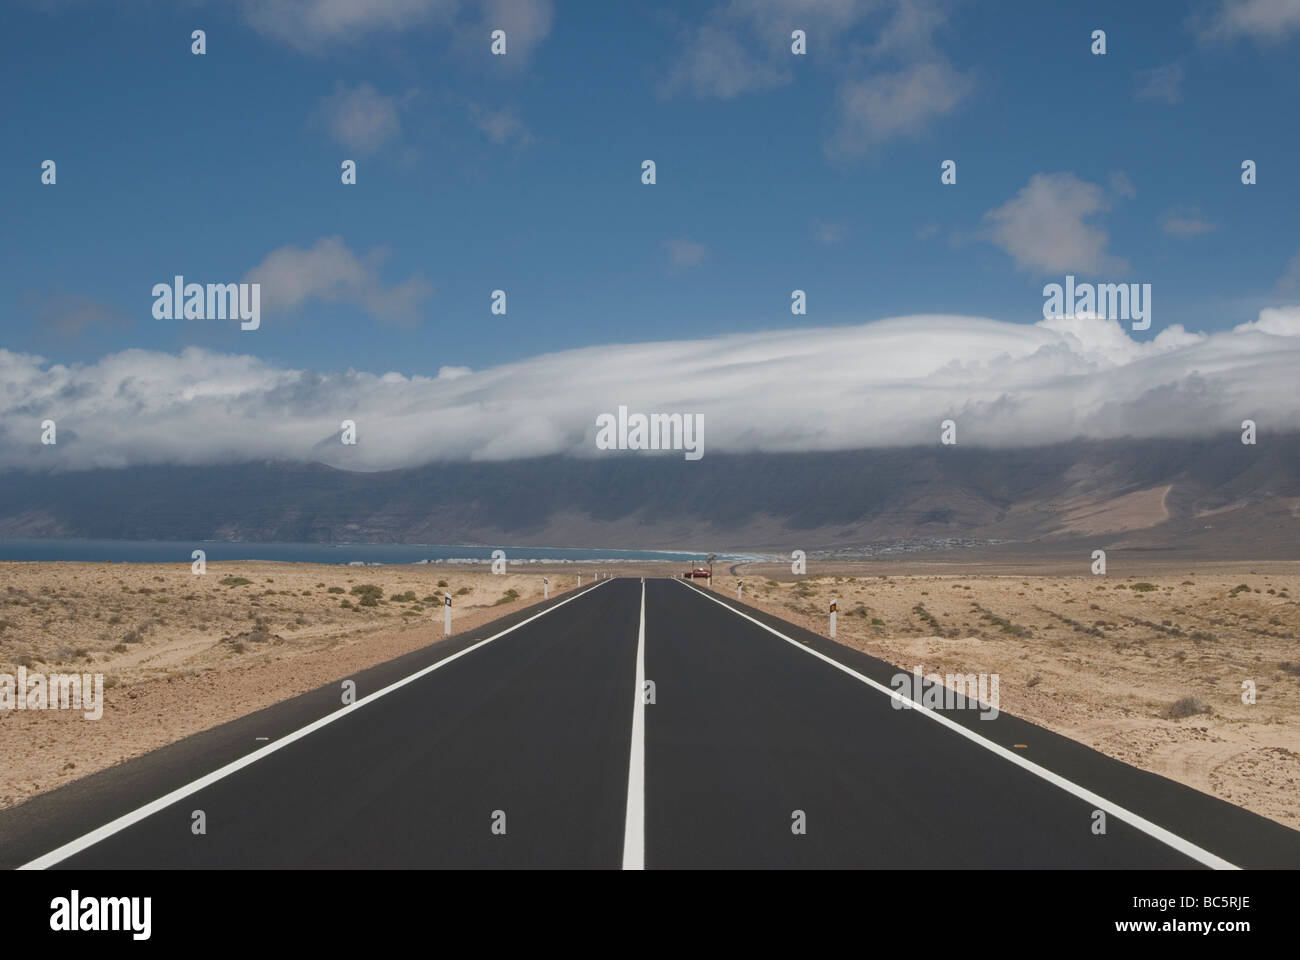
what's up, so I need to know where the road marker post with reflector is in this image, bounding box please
[829,599,837,638]
[737,580,743,599]
[444,593,452,636]
[578,574,582,587]
[543,577,549,599]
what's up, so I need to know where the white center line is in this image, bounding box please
[622,578,647,870]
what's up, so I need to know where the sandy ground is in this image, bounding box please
[2,558,1298,836]
[0,561,598,808]
[721,562,1300,832]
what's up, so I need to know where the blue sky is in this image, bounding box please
[4,0,1298,378]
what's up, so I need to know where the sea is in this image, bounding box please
[0,539,762,566]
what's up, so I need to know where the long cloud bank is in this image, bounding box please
[3,308,1300,472]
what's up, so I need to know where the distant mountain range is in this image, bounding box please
[2,433,1298,557]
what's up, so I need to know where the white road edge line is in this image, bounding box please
[622,579,647,870]
[675,578,1239,871]
[19,578,613,871]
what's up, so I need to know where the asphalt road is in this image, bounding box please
[5,577,1300,869]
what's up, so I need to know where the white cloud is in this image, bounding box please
[666,237,708,270]
[1109,171,1137,199]
[1162,210,1217,237]
[1234,305,1300,335]
[317,83,404,154]
[813,220,847,244]
[657,1,970,156]
[658,0,870,99]
[657,24,792,99]
[244,236,432,326]
[474,0,555,63]
[1278,249,1300,289]
[983,172,1127,275]
[23,293,127,340]
[827,58,971,157]
[468,103,530,145]
[828,0,971,157]
[7,308,1300,471]
[1197,0,1300,42]
[242,0,554,60]
[242,0,459,52]
[1134,63,1184,103]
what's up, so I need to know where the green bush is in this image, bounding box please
[350,585,384,607]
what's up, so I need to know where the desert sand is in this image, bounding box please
[2,558,1298,835]
[721,561,1300,831]
[0,562,587,807]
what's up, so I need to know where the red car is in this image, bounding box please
[684,567,711,579]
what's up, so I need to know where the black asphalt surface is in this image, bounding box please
[4,577,1300,869]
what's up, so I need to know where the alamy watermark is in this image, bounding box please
[152,275,260,330]
[50,891,150,940]
[890,664,1000,719]
[1042,274,1150,331]
[595,405,703,460]
[1,667,104,720]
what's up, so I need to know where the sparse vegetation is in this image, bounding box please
[1163,696,1211,720]
[971,602,1032,638]
[6,562,1300,832]
[350,584,384,607]
[911,603,949,636]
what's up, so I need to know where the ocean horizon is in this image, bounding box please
[0,538,761,566]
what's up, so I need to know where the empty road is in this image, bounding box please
[4,577,1299,869]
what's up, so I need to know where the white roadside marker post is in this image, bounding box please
[444,592,452,636]
[543,577,549,599]
[579,573,582,587]
[737,580,743,600]
[830,599,837,639]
